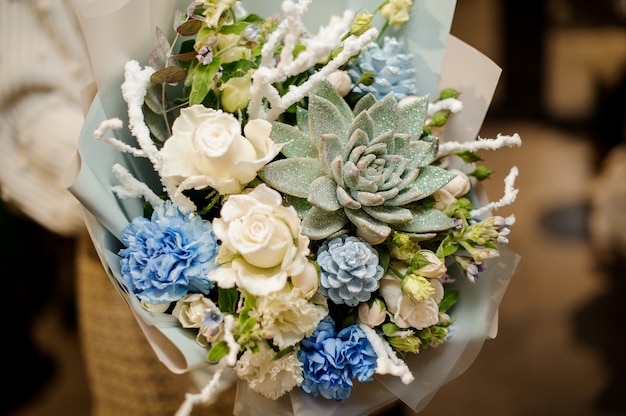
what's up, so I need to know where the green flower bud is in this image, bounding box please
[359,71,376,86]
[220,72,252,113]
[387,334,422,353]
[350,10,374,36]
[401,273,434,302]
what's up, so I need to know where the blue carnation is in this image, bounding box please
[297,316,377,400]
[347,36,418,101]
[119,201,219,304]
[317,235,383,306]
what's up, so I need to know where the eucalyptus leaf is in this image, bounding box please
[177,18,202,36]
[151,66,187,85]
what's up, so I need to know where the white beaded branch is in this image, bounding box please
[247,0,379,121]
[438,133,522,217]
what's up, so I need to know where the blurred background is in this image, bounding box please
[2,0,626,415]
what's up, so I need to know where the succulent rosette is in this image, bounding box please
[259,81,457,244]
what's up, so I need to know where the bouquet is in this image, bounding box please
[68,0,522,415]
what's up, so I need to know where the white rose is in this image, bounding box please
[160,106,280,198]
[379,266,443,329]
[209,184,310,296]
[172,293,217,328]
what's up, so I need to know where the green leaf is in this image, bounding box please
[207,341,229,363]
[240,317,257,334]
[220,22,250,35]
[258,158,326,198]
[382,322,400,336]
[218,288,239,314]
[189,57,222,105]
[454,150,483,163]
[439,289,459,312]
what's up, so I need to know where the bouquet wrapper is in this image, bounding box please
[67,0,521,414]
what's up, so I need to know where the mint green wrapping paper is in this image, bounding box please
[67,1,520,414]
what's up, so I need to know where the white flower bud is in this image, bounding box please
[327,70,352,97]
[358,299,387,327]
[443,169,471,197]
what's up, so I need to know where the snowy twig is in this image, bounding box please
[471,166,520,218]
[437,133,522,158]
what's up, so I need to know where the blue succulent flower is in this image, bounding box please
[297,316,377,400]
[347,36,418,100]
[317,235,383,306]
[119,201,219,304]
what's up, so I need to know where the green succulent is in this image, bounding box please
[258,80,457,242]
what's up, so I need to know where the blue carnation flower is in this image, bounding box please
[119,201,219,304]
[297,316,377,400]
[347,36,418,101]
[317,235,383,306]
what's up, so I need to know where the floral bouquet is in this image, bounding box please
[68,0,521,415]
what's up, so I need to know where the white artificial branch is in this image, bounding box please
[437,133,522,158]
[427,97,463,116]
[471,166,520,218]
[359,324,415,385]
[93,118,148,158]
[110,164,163,208]
[279,0,312,70]
[247,0,376,121]
[174,314,240,416]
[121,60,161,169]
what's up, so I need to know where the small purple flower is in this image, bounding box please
[119,201,219,304]
[297,316,377,400]
[196,45,213,65]
[317,235,383,306]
